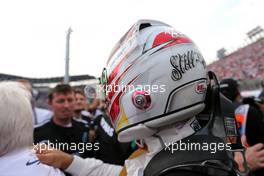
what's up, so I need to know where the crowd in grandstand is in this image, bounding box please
[208,38,264,80]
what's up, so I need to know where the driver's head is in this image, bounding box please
[99,20,207,142]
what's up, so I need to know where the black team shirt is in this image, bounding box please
[34,118,94,158]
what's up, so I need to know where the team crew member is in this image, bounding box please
[0,81,64,176]
[73,88,97,143]
[73,88,89,121]
[220,78,264,146]
[93,113,136,165]
[34,84,95,158]
[220,78,264,175]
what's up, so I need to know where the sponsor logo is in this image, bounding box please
[195,80,207,94]
[190,119,201,132]
[26,159,40,166]
[170,50,206,81]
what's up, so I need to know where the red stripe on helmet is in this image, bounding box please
[152,32,192,48]
[108,64,133,101]
[162,37,192,49]
[108,50,133,85]
[109,91,122,123]
[109,76,138,123]
[152,32,174,48]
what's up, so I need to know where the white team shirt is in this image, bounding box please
[0,147,65,176]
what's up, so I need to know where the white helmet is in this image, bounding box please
[101,20,207,142]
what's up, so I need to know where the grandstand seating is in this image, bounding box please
[208,38,264,80]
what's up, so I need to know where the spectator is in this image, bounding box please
[220,78,264,175]
[220,78,264,145]
[73,88,90,122]
[0,81,64,176]
[34,84,94,158]
[73,88,97,144]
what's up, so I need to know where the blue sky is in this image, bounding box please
[0,0,263,78]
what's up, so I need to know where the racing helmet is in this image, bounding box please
[101,20,207,142]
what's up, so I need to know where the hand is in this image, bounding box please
[34,144,73,170]
[245,143,264,171]
[235,136,264,171]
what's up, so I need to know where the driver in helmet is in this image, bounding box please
[35,20,243,176]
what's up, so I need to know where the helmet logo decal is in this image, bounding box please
[195,80,207,94]
[170,50,205,81]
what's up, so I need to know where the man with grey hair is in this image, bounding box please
[0,81,64,176]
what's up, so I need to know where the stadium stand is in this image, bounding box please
[0,74,95,84]
[0,74,96,108]
[208,37,264,81]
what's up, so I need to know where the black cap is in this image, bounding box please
[220,78,239,102]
